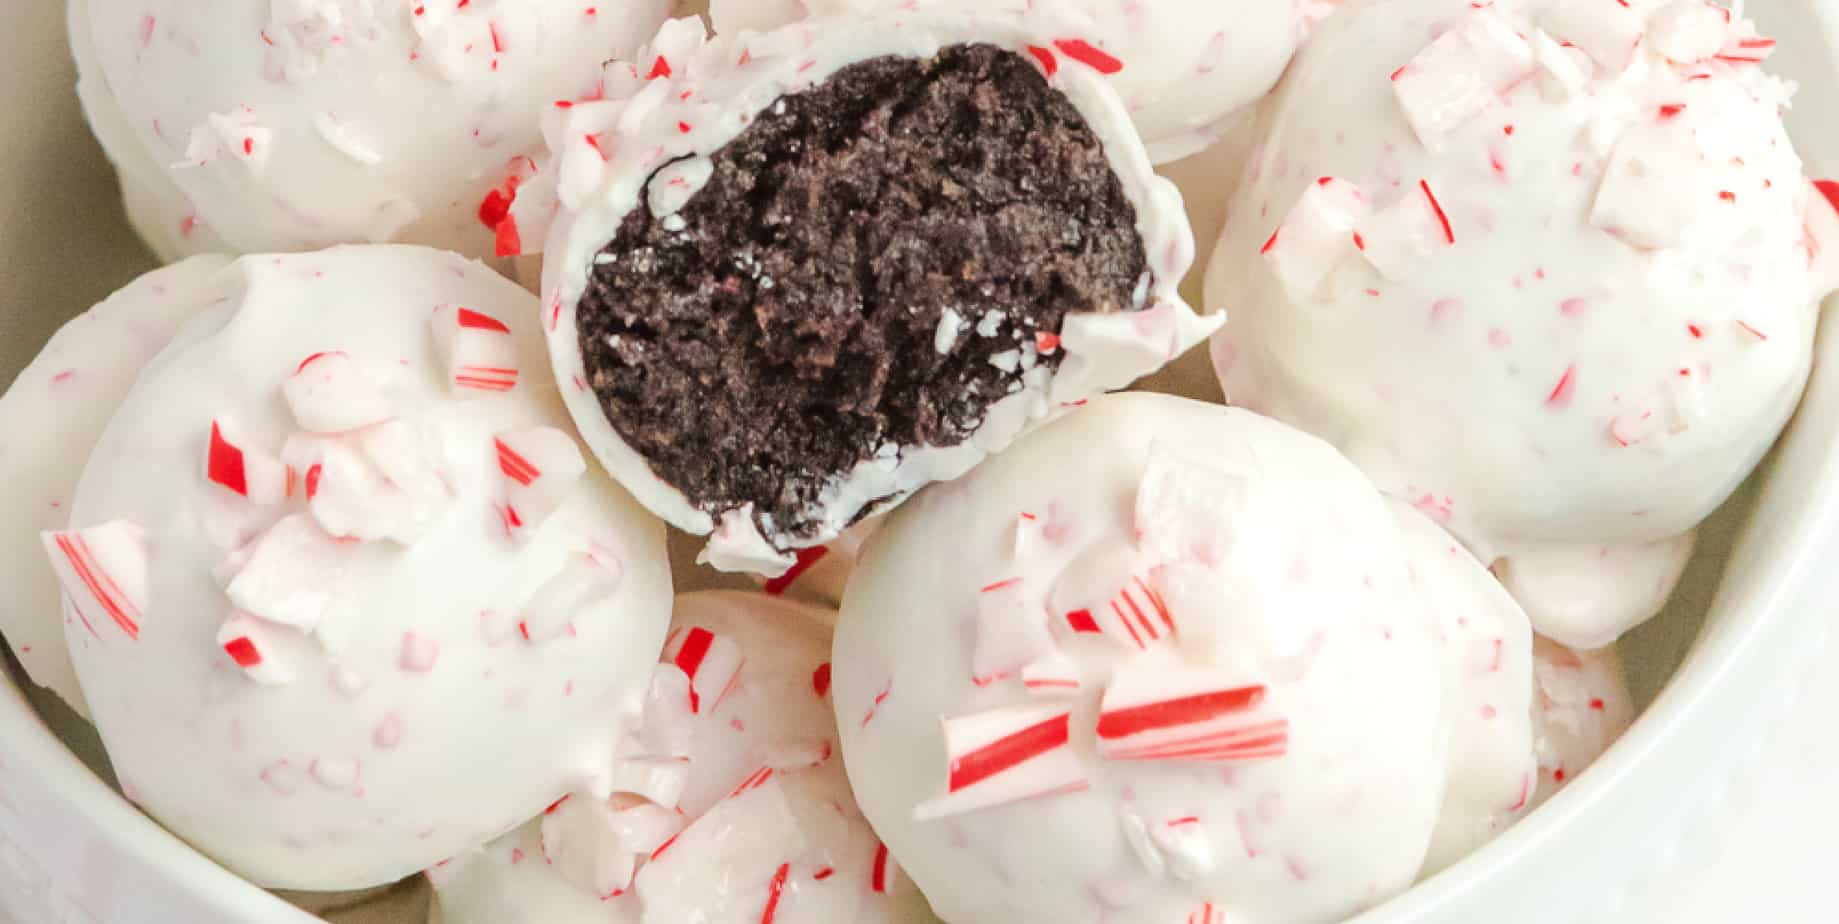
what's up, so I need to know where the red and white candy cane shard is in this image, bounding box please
[1096,669,1288,764]
[661,624,745,715]
[216,611,295,685]
[517,555,624,644]
[1541,0,1647,71]
[1020,648,1081,696]
[726,766,775,800]
[630,664,697,758]
[41,521,148,641]
[539,794,640,901]
[972,577,1056,684]
[1151,816,1217,880]
[432,303,521,395]
[1051,561,1173,654]
[206,419,292,505]
[637,774,810,909]
[607,798,686,861]
[223,514,357,634]
[913,704,1088,821]
[282,351,392,434]
[1390,8,1534,151]
[1261,176,1370,301]
[494,427,587,537]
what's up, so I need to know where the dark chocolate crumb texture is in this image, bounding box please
[575,44,1150,546]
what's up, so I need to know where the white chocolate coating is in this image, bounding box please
[0,255,234,716]
[530,14,1218,576]
[1529,637,1635,809]
[74,0,668,262]
[1207,0,1830,648]
[833,393,1446,924]
[1392,501,1535,877]
[57,245,672,890]
[433,592,896,924]
[705,0,1308,164]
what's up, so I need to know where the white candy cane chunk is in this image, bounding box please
[1391,8,1535,150]
[1540,0,1645,72]
[216,611,297,685]
[355,420,454,543]
[1358,179,1459,280]
[1096,669,1288,763]
[1592,119,1707,249]
[1020,649,1081,696]
[1648,0,1730,63]
[1136,447,1246,567]
[307,440,406,543]
[913,704,1088,821]
[539,796,640,900]
[518,556,624,644]
[282,351,391,433]
[662,624,744,715]
[41,521,148,641]
[221,513,355,634]
[1049,540,1173,651]
[610,756,690,809]
[206,419,294,505]
[629,664,696,758]
[431,305,520,395]
[1150,815,1216,881]
[638,774,810,918]
[494,427,587,536]
[1531,30,1592,101]
[971,577,1055,684]
[1261,177,1370,300]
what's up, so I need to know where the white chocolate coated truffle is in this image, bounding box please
[1392,501,1535,877]
[706,0,1307,163]
[1208,0,1833,648]
[527,15,1215,575]
[53,245,672,890]
[0,255,234,716]
[1529,636,1635,808]
[433,592,896,924]
[833,393,1446,924]
[73,0,668,262]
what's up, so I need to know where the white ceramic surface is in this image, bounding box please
[2,2,1836,924]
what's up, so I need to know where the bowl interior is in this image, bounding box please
[2,1,1835,922]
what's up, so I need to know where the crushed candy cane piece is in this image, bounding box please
[206,419,293,505]
[431,304,520,394]
[1648,0,1731,63]
[1541,0,1645,72]
[222,513,355,634]
[42,521,148,640]
[217,611,296,685]
[971,577,1055,684]
[636,774,809,915]
[1096,668,1287,763]
[495,427,587,536]
[1049,540,1170,651]
[1136,447,1246,567]
[1391,9,1535,151]
[1592,119,1706,249]
[1359,180,1459,280]
[914,704,1087,820]
[610,756,690,808]
[662,624,744,714]
[282,351,391,433]
[540,796,639,900]
[1020,648,1081,695]
[1261,177,1369,300]
[518,556,623,644]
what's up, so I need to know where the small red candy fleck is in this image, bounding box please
[647,55,672,79]
[223,637,261,667]
[1035,331,1061,353]
[305,464,324,500]
[812,663,832,698]
[459,308,512,333]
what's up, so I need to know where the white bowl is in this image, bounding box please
[2,2,1836,922]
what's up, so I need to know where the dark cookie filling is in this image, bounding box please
[577,43,1150,544]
